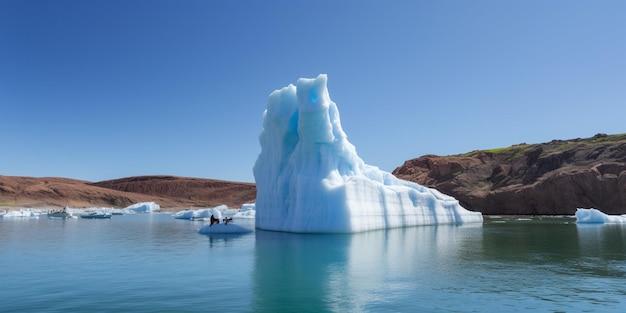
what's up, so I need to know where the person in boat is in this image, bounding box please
[223,217,233,225]
[210,214,220,226]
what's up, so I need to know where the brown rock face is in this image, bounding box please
[393,134,626,215]
[0,175,256,210]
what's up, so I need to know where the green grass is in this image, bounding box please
[483,146,521,154]
[587,133,626,143]
[462,144,529,157]
[459,133,625,158]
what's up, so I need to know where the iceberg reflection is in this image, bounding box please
[252,225,482,312]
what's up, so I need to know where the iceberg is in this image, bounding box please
[575,208,626,224]
[125,202,160,213]
[253,74,483,233]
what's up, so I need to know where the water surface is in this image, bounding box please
[1,215,624,312]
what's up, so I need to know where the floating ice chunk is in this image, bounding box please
[110,208,128,215]
[253,74,483,233]
[234,209,255,219]
[208,205,225,220]
[192,209,213,219]
[173,205,227,220]
[240,203,255,211]
[198,223,253,234]
[66,207,114,215]
[191,206,225,220]
[2,209,40,218]
[233,203,256,219]
[575,208,626,224]
[173,209,194,220]
[125,202,160,213]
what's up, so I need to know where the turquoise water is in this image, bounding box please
[1,215,625,312]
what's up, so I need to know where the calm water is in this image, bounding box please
[1,215,625,313]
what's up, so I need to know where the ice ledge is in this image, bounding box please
[576,208,626,224]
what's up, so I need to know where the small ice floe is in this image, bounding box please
[125,202,160,213]
[109,208,126,215]
[198,223,253,235]
[575,208,626,224]
[173,209,194,220]
[2,209,40,218]
[196,204,254,234]
[173,205,227,221]
[47,208,75,219]
[233,210,255,219]
[74,207,129,215]
[64,207,123,217]
[240,203,255,211]
[233,203,255,219]
[80,210,112,219]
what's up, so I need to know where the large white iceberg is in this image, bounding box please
[253,74,483,233]
[575,208,626,224]
[125,202,160,213]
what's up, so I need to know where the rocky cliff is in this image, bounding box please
[393,134,626,215]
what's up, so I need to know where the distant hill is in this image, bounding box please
[393,133,626,215]
[92,176,256,208]
[0,175,256,210]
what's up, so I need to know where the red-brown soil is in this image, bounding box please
[0,175,256,210]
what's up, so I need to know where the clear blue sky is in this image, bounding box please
[1,0,624,183]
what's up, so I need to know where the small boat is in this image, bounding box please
[48,208,73,219]
[80,212,112,219]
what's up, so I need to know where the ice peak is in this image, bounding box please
[296,74,330,112]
